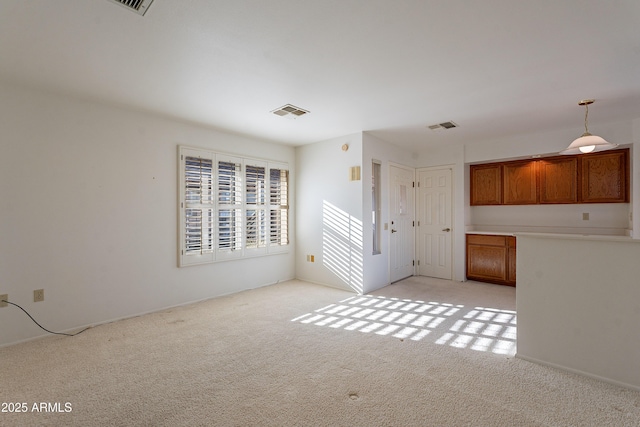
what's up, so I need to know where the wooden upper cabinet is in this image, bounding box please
[539,156,578,204]
[503,160,537,204]
[469,148,629,206]
[580,149,629,203]
[470,164,502,205]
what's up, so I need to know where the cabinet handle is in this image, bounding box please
[442,228,451,232]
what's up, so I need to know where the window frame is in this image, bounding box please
[178,146,289,267]
[372,160,382,255]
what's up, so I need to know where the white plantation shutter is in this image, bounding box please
[245,163,267,250]
[217,158,243,255]
[178,146,289,267]
[269,167,289,247]
[180,150,215,266]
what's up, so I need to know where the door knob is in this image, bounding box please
[391,229,397,233]
[442,228,451,232]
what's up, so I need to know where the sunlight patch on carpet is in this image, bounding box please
[291,295,516,355]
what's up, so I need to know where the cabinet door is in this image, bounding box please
[503,161,537,204]
[466,235,508,283]
[580,150,629,203]
[470,164,502,205]
[539,157,578,204]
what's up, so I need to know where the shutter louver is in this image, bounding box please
[246,165,267,249]
[184,156,214,255]
[218,160,242,251]
[270,168,289,246]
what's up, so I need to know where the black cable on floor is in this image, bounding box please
[1,299,90,337]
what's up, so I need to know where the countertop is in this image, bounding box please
[466,231,515,236]
[467,230,634,241]
[514,232,635,243]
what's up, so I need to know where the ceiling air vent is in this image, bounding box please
[107,0,154,16]
[428,121,459,131]
[272,104,310,118]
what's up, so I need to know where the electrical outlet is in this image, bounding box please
[0,294,7,308]
[582,212,589,221]
[34,289,44,302]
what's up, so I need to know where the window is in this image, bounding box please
[372,160,381,255]
[245,163,267,250]
[179,146,289,267]
[183,151,215,265]
[270,168,289,246]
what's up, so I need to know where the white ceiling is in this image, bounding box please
[1,0,640,152]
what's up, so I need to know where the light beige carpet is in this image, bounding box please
[1,277,640,426]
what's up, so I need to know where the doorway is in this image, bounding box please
[416,167,453,280]
[389,164,415,282]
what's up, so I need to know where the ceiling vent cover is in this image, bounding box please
[272,104,310,118]
[107,0,154,16]
[428,121,459,131]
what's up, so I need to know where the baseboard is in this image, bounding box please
[516,353,640,392]
[293,277,359,294]
[1,277,297,349]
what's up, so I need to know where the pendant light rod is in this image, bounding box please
[579,99,594,136]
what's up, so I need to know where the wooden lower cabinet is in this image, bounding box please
[466,234,516,286]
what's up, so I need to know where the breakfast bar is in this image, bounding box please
[515,232,640,390]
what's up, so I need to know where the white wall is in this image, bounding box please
[295,132,415,294]
[470,204,631,236]
[516,233,640,391]
[464,120,634,164]
[362,133,415,292]
[0,82,295,347]
[295,133,364,292]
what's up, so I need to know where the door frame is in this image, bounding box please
[416,164,455,280]
[388,162,416,283]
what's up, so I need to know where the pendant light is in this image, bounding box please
[560,99,618,155]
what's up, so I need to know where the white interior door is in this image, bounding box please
[417,167,453,279]
[389,164,415,282]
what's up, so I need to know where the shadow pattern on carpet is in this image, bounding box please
[292,293,517,356]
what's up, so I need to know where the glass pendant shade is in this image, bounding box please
[560,132,618,155]
[560,99,618,155]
